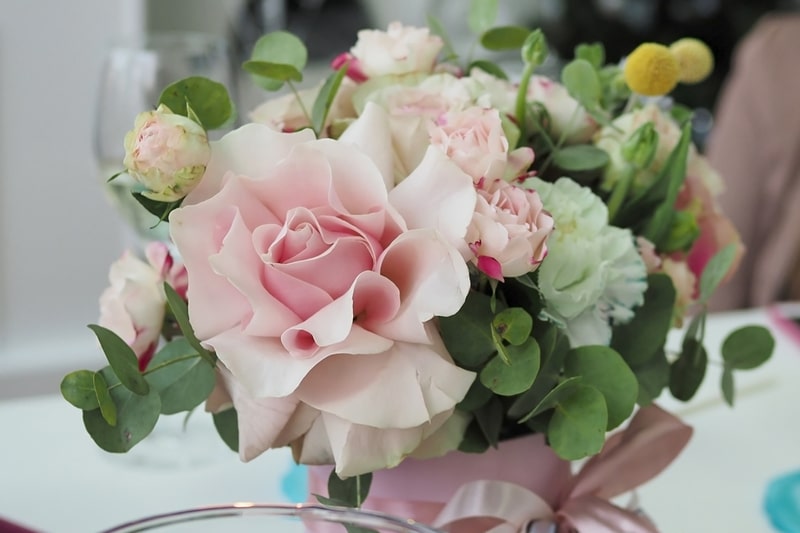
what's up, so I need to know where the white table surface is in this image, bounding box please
[0,306,797,532]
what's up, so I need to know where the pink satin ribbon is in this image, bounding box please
[433,405,693,532]
[307,405,691,533]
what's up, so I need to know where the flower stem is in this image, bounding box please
[287,81,312,126]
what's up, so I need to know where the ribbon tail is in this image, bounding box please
[433,480,554,533]
[559,497,659,533]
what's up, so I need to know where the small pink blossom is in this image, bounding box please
[98,242,187,370]
[466,178,554,280]
[428,107,533,183]
[348,22,443,79]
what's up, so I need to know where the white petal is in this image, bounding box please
[339,102,394,190]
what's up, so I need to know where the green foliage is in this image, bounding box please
[88,324,149,395]
[473,397,504,448]
[670,336,707,402]
[248,31,308,91]
[439,290,498,368]
[164,283,216,366]
[480,26,530,51]
[721,326,774,370]
[311,64,349,136]
[158,76,233,130]
[547,384,607,460]
[564,345,637,429]
[561,59,601,109]
[146,338,216,414]
[552,145,610,172]
[575,43,605,69]
[82,368,161,453]
[468,0,499,35]
[61,370,99,410]
[480,338,540,396]
[213,409,239,452]
[320,471,373,509]
[630,350,670,405]
[426,14,458,62]
[698,244,738,304]
[468,59,508,80]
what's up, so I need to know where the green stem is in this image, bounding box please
[623,92,638,114]
[107,353,202,392]
[287,81,312,125]
[606,165,637,223]
[538,104,583,175]
[514,61,538,145]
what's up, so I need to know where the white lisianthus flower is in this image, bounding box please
[526,177,647,346]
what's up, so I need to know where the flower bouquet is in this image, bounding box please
[62,1,775,531]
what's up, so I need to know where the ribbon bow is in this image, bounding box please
[433,405,692,533]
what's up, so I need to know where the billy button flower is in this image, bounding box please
[669,38,714,84]
[623,43,680,97]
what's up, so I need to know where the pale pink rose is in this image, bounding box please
[527,76,598,144]
[98,242,187,370]
[174,104,476,476]
[466,177,554,280]
[363,74,477,181]
[337,22,443,81]
[660,258,697,327]
[249,79,358,134]
[429,107,534,184]
[123,104,210,202]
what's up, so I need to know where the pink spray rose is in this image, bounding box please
[172,104,477,476]
[333,22,444,82]
[428,106,533,183]
[466,178,554,280]
[123,104,211,202]
[98,242,187,370]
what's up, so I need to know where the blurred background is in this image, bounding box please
[0,0,797,397]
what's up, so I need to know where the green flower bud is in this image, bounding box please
[660,210,700,253]
[621,122,659,169]
[521,29,548,67]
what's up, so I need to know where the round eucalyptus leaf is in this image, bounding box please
[158,76,233,130]
[61,370,99,410]
[249,31,308,91]
[480,338,541,396]
[721,325,774,370]
[547,384,607,460]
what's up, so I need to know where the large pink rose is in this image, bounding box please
[172,104,477,476]
[98,242,187,370]
[466,177,553,280]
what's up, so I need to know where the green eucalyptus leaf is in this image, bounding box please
[611,274,676,366]
[669,337,707,401]
[146,338,216,414]
[509,329,569,419]
[457,379,493,411]
[493,307,533,345]
[552,145,609,171]
[468,0,499,35]
[547,384,608,460]
[564,345,637,429]
[213,408,239,452]
[698,243,738,303]
[93,371,116,426]
[631,350,670,406]
[480,338,541,396]
[426,14,458,61]
[458,419,491,454]
[439,290,498,368]
[83,368,161,452]
[721,366,735,406]
[61,370,100,410]
[158,76,233,129]
[721,325,774,370]
[164,283,216,366]
[249,31,308,91]
[328,471,372,508]
[561,59,601,108]
[87,324,149,396]
[575,42,605,69]
[311,63,349,136]
[480,26,530,51]
[132,192,182,222]
[242,60,303,83]
[518,375,583,423]
[474,396,504,447]
[468,59,508,80]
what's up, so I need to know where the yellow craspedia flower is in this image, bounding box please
[670,38,714,84]
[623,43,680,96]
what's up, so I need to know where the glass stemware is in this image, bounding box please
[93,31,234,247]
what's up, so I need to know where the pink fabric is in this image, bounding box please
[433,405,692,532]
[0,517,40,533]
[308,433,572,527]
